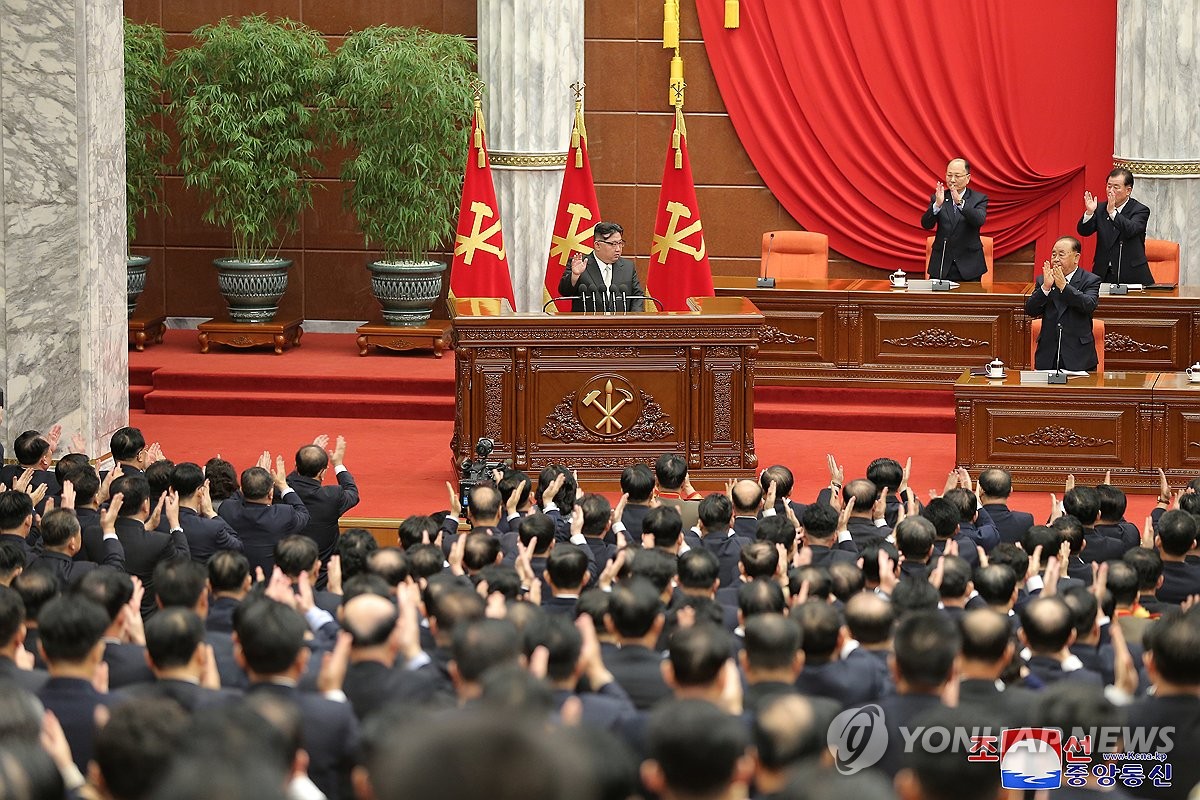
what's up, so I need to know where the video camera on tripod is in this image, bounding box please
[458,437,508,510]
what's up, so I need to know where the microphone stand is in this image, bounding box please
[1047,322,1068,384]
[1109,241,1128,295]
[758,232,776,288]
[931,239,952,291]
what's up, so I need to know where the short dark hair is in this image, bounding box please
[677,548,720,589]
[336,528,379,580]
[497,469,532,510]
[943,488,978,522]
[73,567,134,621]
[1123,546,1163,591]
[404,544,445,580]
[627,547,677,593]
[145,607,206,669]
[204,458,238,501]
[145,459,175,497]
[39,508,80,548]
[737,579,786,617]
[907,705,1004,800]
[70,468,100,507]
[95,697,189,800]
[939,556,973,598]
[154,559,208,609]
[273,535,319,579]
[517,513,556,554]
[109,427,146,462]
[739,541,778,579]
[795,601,841,660]
[397,515,438,550]
[546,543,589,590]
[668,623,732,686]
[577,494,611,537]
[1062,586,1099,638]
[647,700,749,797]
[1053,515,1085,555]
[1063,486,1100,525]
[294,444,328,478]
[1149,612,1200,686]
[55,453,91,485]
[524,613,581,683]
[800,503,838,540]
[891,578,941,615]
[1108,167,1134,189]
[1095,484,1127,521]
[743,613,801,671]
[13,431,49,465]
[478,565,521,600]
[0,585,26,645]
[1019,597,1075,653]
[234,598,307,674]
[240,467,273,501]
[828,561,864,601]
[894,610,960,688]
[1105,561,1139,606]
[756,514,797,550]
[38,595,109,662]
[1022,525,1062,561]
[594,221,623,241]
[0,491,34,530]
[978,468,1012,498]
[921,498,960,540]
[171,462,206,497]
[463,532,501,573]
[698,493,733,530]
[1157,509,1198,556]
[988,543,1029,579]
[973,564,1017,606]
[427,585,485,634]
[208,550,250,593]
[111,474,151,515]
[620,464,655,502]
[536,465,577,511]
[12,569,58,620]
[866,458,903,492]
[642,505,683,548]
[607,576,662,638]
[654,453,688,490]
[759,465,795,499]
[895,516,936,561]
[844,592,895,644]
[452,618,520,682]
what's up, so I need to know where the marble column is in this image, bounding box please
[478,0,584,312]
[1114,1,1200,283]
[0,0,128,456]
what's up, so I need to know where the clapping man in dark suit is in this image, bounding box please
[977,468,1034,545]
[218,454,311,578]
[921,158,989,282]
[0,584,48,693]
[286,435,359,586]
[1025,236,1102,371]
[27,507,125,584]
[110,476,190,618]
[168,462,242,563]
[558,221,644,312]
[0,428,62,514]
[1077,168,1153,285]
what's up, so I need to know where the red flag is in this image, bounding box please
[647,110,713,311]
[450,101,515,308]
[545,105,601,312]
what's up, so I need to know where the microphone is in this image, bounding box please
[543,296,666,313]
[1110,241,1128,294]
[1047,322,1067,384]
[757,233,776,288]
[931,240,952,291]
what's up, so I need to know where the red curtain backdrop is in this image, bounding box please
[696,0,1117,271]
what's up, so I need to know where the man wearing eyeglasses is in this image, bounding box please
[558,221,645,312]
[920,157,989,283]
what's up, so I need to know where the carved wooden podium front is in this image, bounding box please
[449,297,765,491]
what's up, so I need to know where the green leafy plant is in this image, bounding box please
[330,26,476,264]
[124,19,169,246]
[165,15,332,263]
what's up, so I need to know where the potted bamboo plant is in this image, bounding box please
[329,26,476,326]
[124,18,169,319]
[165,15,332,323]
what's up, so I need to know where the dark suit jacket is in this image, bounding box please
[1077,197,1151,284]
[1158,561,1200,605]
[207,596,241,634]
[701,529,746,589]
[620,505,652,539]
[28,542,124,587]
[343,660,442,720]
[110,677,241,712]
[558,253,644,312]
[103,641,156,689]
[114,517,190,618]
[74,507,110,564]
[921,188,989,281]
[1081,530,1125,564]
[286,469,360,565]
[956,678,1036,725]
[1124,694,1200,800]
[1094,521,1139,554]
[217,491,311,577]
[1025,268,1102,371]
[38,676,108,772]
[605,644,670,711]
[551,683,640,733]
[1025,655,1103,688]
[793,656,891,709]
[0,654,48,693]
[0,465,59,516]
[876,693,946,776]
[177,506,243,563]
[982,503,1035,545]
[246,683,360,800]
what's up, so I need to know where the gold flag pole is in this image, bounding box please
[570,81,587,169]
[671,81,687,169]
[470,79,486,169]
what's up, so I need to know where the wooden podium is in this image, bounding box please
[449,297,765,491]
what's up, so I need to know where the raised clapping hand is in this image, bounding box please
[1083,190,1098,215]
[569,252,587,284]
[934,181,946,208]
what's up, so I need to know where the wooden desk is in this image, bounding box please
[450,296,764,490]
[1145,372,1200,487]
[715,277,1200,387]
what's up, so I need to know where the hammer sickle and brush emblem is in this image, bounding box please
[581,380,634,433]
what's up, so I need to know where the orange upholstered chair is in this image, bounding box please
[761,231,829,280]
[1030,318,1105,373]
[924,235,995,289]
[1145,238,1180,285]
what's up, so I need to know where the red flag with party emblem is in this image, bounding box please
[544,102,601,313]
[647,109,713,311]
[450,99,515,308]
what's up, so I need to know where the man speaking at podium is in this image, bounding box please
[559,221,644,312]
[920,158,988,282]
[1024,236,1101,371]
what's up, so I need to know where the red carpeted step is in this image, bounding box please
[130,385,152,410]
[130,365,157,386]
[148,369,454,397]
[142,389,455,420]
[754,400,955,434]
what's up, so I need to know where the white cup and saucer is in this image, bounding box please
[889,269,907,289]
[985,358,1006,380]
[1186,362,1200,384]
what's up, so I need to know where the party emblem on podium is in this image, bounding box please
[575,375,642,436]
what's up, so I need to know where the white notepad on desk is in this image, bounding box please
[1018,370,1090,383]
[904,279,959,292]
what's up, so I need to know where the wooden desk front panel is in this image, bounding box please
[1149,375,1200,483]
[1095,301,1194,372]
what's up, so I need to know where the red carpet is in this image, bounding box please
[128,330,1156,523]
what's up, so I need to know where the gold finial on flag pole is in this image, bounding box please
[724,0,740,28]
[671,82,687,169]
[663,0,679,48]
[470,79,486,168]
[569,81,587,168]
